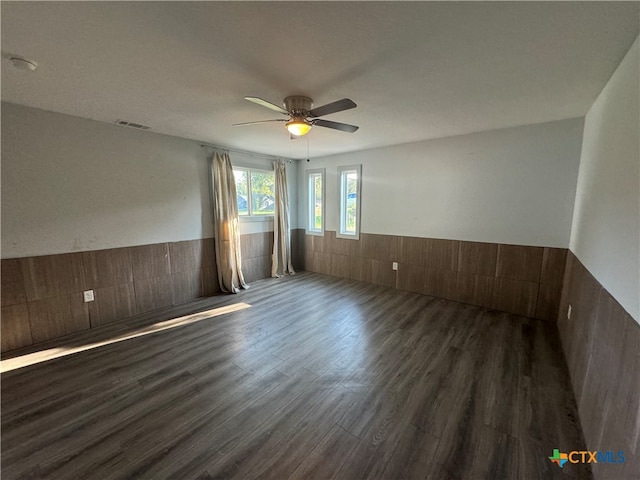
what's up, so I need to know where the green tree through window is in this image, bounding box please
[233,168,274,216]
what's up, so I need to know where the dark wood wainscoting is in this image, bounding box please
[293,229,566,322]
[557,252,639,480]
[1,233,274,352]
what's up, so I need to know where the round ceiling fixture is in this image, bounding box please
[9,56,38,71]
[286,117,312,136]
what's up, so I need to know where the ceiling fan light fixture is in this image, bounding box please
[286,118,312,137]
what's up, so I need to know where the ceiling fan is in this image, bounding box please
[233,95,359,137]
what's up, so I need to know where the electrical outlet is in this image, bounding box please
[392,262,398,271]
[567,304,572,319]
[83,290,95,303]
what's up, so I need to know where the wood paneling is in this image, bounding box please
[611,318,640,479]
[299,232,567,322]
[496,244,544,283]
[169,240,203,274]
[1,304,32,351]
[133,275,173,313]
[397,263,426,294]
[533,247,567,322]
[458,241,498,276]
[492,278,539,317]
[129,243,170,281]
[579,289,627,440]
[241,232,271,259]
[328,233,355,257]
[398,236,426,265]
[1,237,234,352]
[0,272,590,480]
[303,250,315,273]
[535,283,563,322]
[201,237,216,270]
[291,229,305,270]
[310,231,328,254]
[456,273,494,308]
[171,270,204,305]
[348,256,365,282]
[2,231,566,352]
[330,254,350,279]
[27,293,90,343]
[369,259,396,288]
[312,252,331,276]
[558,252,640,480]
[1,259,26,306]
[560,255,602,399]
[202,267,219,297]
[22,253,85,301]
[242,256,271,283]
[361,233,397,261]
[238,232,273,284]
[540,247,567,285]
[82,247,133,288]
[425,238,459,271]
[424,267,457,300]
[89,283,137,327]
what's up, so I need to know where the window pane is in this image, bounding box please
[313,174,323,231]
[250,171,275,215]
[345,171,357,234]
[233,169,248,216]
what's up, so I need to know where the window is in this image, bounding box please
[306,168,325,235]
[233,168,275,216]
[337,164,361,239]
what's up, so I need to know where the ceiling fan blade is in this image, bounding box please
[308,98,357,118]
[232,119,286,126]
[244,96,289,115]
[314,119,359,133]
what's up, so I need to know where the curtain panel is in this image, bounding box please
[272,159,295,277]
[211,152,248,293]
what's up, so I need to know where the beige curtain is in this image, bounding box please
[212,152,248,293]
[272,159,295,277]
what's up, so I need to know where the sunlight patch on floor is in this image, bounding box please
[1,302,251,373]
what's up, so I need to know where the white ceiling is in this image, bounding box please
[2,2,638,159]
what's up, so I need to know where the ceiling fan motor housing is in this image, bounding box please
[284,96,313,116]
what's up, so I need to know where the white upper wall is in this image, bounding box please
[570,36,640,322]
[299,118,584,248]
[1,103,296,258]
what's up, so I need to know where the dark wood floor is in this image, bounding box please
[2,271,591,480]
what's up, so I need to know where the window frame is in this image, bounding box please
[336,164,362,240]
[232,166,276,219]
[305,168,325,236]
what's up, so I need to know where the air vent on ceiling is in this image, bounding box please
[115,119,150,130]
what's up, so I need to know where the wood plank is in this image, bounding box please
[22,252,86,302]
[82,247,133,289]
[289,424,360,480]
[425,238,459,271]
[133,274,173,313]
[1,303,32,352]
[458,241,498,276]
[89,282,137,327]
[27,293,90,343]
[496,244,544,283]
[129,243,170,281]
[1,258,27,306]
[169,239,204,273]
